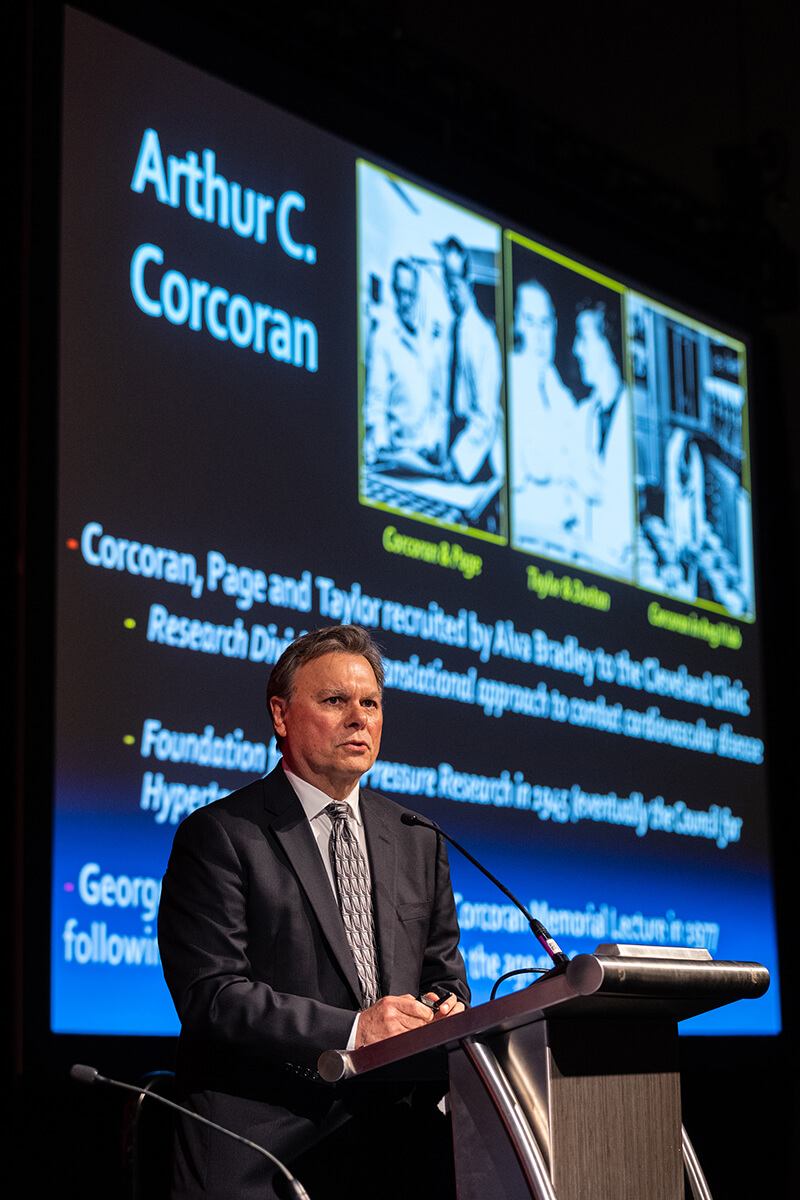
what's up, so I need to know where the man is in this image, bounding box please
[439,237,503,485]
[572,302,634,574]
[158,624,468,1199]
[509,280,581,550]
[363,259,448,469]
[663,427,708,598]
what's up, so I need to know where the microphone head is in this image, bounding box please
[401,812,438,832]
[70,1064,100,1086]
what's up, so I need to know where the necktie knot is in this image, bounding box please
[325,802,351,837]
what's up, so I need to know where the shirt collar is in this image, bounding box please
[282,765,363,825]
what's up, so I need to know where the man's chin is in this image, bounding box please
[339,747,376,775]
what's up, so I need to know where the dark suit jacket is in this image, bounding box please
[158,765,468,1198]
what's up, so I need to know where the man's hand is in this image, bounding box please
[426,991,466,1022]
[355,994,433,1047]
[355,992,465,1048]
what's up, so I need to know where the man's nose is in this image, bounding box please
[345,703,367,726]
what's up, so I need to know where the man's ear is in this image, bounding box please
[270,696,288,740]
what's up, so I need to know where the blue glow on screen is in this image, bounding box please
[51,807,176,1035]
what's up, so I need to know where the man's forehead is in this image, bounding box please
[576,311,600,336]
[395,267,417,291]
[443,250,466,277]
[519,286,552,319]
[295,652,380,691]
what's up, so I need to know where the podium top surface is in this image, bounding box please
[318,950,769,1082]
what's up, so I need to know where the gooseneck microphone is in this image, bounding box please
[70,1065,311,1200]
[400,812,569,967]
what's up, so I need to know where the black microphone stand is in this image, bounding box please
[70,1064,311,1200]
[400,812,569,968]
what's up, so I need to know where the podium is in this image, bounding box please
[318,946,769,1200]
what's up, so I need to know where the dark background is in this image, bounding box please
[11,0,799,1194]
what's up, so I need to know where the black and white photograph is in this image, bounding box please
[358,160,506,540]
[630,295,754,619]
[507,235,635,580]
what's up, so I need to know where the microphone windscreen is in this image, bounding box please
[70,1064,100,1086]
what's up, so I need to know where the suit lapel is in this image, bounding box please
[261,770,363,1005]
[362,790,399,994]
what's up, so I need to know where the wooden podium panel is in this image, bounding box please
[492,1017,683,1200]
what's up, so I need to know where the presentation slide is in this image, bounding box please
[52,7,780,1035]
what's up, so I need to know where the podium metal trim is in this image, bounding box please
[460,1037,558,1200]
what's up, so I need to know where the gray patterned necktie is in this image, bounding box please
[325,801,380,1008]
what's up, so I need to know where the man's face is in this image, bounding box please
[573,311,605,386]
[394,266,418,331]
[516,286,555,364]
[270,652,383,799]
[443,252,471,317]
